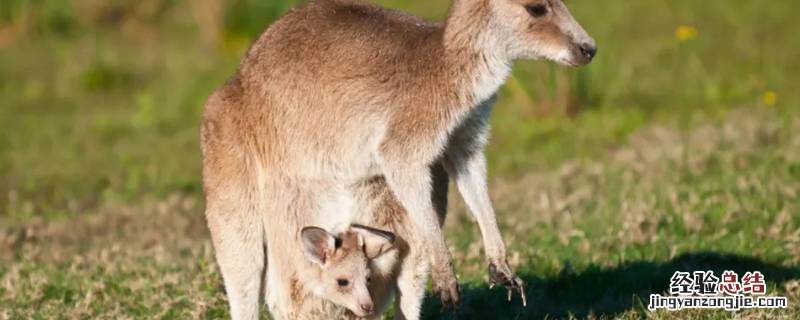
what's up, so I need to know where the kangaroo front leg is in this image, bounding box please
[382,164,460,307]
[443,151,526,306]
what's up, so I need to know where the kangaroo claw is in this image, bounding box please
[489,261,527,307]
[432,267,461,310]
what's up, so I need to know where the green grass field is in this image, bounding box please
[1,0,798,319]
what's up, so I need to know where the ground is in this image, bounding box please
[1,0,798,319]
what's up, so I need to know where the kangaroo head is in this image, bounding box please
[451,0,596,66]
[301,225,396,317]
[498,0,596,65]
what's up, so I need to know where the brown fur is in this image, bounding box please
[201,0,594,319]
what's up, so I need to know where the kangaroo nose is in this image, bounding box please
[360,303,374,314]
[579,43,597,60]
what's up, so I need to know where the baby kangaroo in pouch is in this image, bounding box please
[292,168,450,320]
[201,0,595,318]
[296,225,398,319]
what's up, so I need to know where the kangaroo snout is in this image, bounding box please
[574,40,597,65]
[566,37,597,66]
[350,300,374,317]
[579,42,597,61]
[359,303,374,315]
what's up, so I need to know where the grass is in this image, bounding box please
[1,0,798,319]
[435,110,800,319]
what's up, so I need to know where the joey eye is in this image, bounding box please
[525,4,549,18]
[366,276,372,284]
[337,279,349,287]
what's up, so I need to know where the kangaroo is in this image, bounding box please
[291,166,449,320]
[200,0,596,319]
[289,224,399,319]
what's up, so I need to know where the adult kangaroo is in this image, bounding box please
[200,0,595,319]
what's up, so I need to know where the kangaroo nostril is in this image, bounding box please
[580,43,597,59]
[360,303,374,313]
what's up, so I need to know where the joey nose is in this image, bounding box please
[360,303,374,314]
[579,43,597,60]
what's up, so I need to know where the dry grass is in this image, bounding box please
[0,195,229,319]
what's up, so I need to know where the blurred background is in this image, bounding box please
[1,0,798,319]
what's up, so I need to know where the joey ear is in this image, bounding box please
[351,224,396,259]
[301,227,337,266]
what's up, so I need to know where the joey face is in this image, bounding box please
[491,0,596,66]
[301,225,396,317]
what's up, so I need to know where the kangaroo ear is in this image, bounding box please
[351,224,396,259]
[301,227,337,266]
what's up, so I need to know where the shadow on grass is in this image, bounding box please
[422,252,800,319]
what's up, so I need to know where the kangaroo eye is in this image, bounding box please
[526,4,549,18]
[337,279,349,287]
[366,276,372,284]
